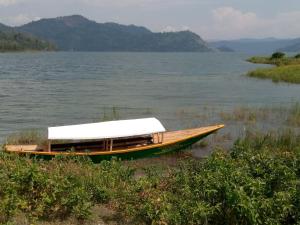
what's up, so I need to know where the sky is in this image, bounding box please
[0,0,300,40]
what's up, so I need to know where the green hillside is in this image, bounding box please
[17,15,213,52]
[0,31,56,52]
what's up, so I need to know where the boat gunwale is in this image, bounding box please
[5,124,224,156]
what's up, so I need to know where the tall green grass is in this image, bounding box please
[247,54,300,84]
[287,103,300,126]
[247,65,300,84]
[5,129,46,145]
[247,56,300,66]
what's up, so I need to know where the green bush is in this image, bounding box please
[0,155,93,222]
[115,131,300,225]
[0,130,299,224]
[271,52,285,59]
[0,155,134,223]
[295,54,300,59]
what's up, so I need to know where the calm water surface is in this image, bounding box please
[0,52,299,142]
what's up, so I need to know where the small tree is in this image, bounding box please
[295,53,300,58]
[271,51,285,59]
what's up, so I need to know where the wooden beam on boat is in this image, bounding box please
[48,141,51,152]
[110,139,113,151]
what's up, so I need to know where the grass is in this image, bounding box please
[247,56,300,66]
[0,129,299,225]
[287,103,300,126]
[247,65,300,84]
[219,107,262,123]
[5,129,47,145]
[247,54,300,84]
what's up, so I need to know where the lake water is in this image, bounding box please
[0,52,299,143]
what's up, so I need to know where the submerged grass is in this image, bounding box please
[5,129,47,145]
[218,103,300,127]
[287,103,300,126]
[0,129,299,225]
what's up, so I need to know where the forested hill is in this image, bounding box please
[0,31,56,52]
[0,23,11,32]
[16,15,213,52]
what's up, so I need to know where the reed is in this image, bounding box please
[287,102,300,126]
[5,129,47,145]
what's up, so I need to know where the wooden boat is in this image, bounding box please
[4,118,224,162]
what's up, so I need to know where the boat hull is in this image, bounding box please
[5,125,224,162]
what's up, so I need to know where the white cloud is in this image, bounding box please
[200,7,300,39]
[79,0,196,7]
[206,7,264,39]
[212,7,258,29]
[0,0,24,6]
[162,25,190,33]
[2,14,40,26]
[79,0,159,7]
[162,26,176,32]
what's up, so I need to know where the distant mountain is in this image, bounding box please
[0,23,11,32]
[15,15,213,52]
[278,38,300,52]
[0,31,56,52]
[216,45,234,52]
[209,38,298,55]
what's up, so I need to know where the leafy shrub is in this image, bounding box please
[0,155,93,222]
[271,52,285,59]
[0,131,299,224]
[114,131,300,225]
[295,54,300,59]
[0,154,134,223]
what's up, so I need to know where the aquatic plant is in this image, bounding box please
[5,129,46,145]
[287,102,300,126]
[100,106,121,122]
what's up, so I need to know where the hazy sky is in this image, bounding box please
[0,0,300,40]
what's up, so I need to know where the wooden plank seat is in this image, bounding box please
[50,135,153,152]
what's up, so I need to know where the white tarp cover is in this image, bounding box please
[48,118,166,140]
